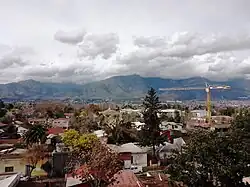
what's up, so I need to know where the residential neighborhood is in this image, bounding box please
[0,87,249,187]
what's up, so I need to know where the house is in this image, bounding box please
[158,109,181,118]
[47,127,65,135]
[190,110,207,118]
[120,108,143,118]
[15,125,28,137]
[211,115,233,124]
[0,149,27,175]
[52,118,70,129]
[64,113,74,119]
[109,143,147,169]
[0,173,21,187]
[131,122,145,131]
[160,121,183,131]
[108,170,144,187]
[28,118,47,125]
[156,137,185,160]
[93,130,108,144]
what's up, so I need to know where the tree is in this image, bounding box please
[139,87,164,157]
[174,110,181,123]
[219,107,236,117]
[101,112,138,145]
[70,110,99,133]
[166,128,250,187]
[4,124,19,139]
[232,109,250,154]
[5,103,14,110]
[0,108,7,118]
[62,129,98,149]
[24,124,47,146]
[0,99,5,108]
[63,130,123,186]
[24,144,48,176]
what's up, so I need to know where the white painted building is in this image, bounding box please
[131,121,145,131]
[190,110,207,118]
[160,121,183,131]
[15,125,28,136]
[52,118,70,129]
[157,138,185,160]
[158,109,181,118]
[119,143,147,168]
[108,143,148,169]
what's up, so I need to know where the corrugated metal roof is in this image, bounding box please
[0,173,20,187]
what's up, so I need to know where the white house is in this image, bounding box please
[160,121,183,131]
[131,121,145,131]
[157,137,185,160]
[52,118,70,129]
[15,125,28,136]
[109,143,148,169]
[158,109,181,118]
[93,130,108,144]
[190,110,207,118]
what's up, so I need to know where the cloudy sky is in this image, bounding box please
[1,0,250,83]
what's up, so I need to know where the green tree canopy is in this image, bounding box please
[62,129,98,150]
[24,124,47,146]
[0,99,5,108]
[166,112,250,187]
[101,112,138,145]
[139,87,164,157]
[63,129,122,186]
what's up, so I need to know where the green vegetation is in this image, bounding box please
[62,129,98,149]
[166,109,250,187]
[24,124,47,146]
[63,129,122,186]
[139,87,164,157]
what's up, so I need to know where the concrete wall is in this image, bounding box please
[131,153,147,167]
[0,157,47,176]
[0,158,25,174]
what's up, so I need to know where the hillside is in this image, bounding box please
[0,75,249,101]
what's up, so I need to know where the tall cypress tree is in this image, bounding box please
[139,87,164,157]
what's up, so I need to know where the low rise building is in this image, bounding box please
[158,109,181,118]
[160,121,183,131]
[28,118,47,125]
[52,118,70,129]
[109,143,148,170]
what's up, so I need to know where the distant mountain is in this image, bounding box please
[0,74,250,101]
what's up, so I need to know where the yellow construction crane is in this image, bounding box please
[159,84,231,129]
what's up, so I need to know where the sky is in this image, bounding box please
[1,0,250,83]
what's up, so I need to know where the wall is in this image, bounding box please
[0,156,47,176]
[52,119,69,129]
[131,153,147,167]
[0,158,25,174]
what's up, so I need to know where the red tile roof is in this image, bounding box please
[0,122,8,127]
[109,170,144,187]
[0,138,23,144]
[47,127,65,135]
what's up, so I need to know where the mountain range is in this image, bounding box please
[0,74,250,101]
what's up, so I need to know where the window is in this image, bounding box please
[5,166,14,172]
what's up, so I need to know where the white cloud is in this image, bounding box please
[116,32,250,81]
[77,33,119,60]
[1,0,250,83]
[54,29,86,45]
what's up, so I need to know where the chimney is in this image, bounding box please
[25,165,31,177]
